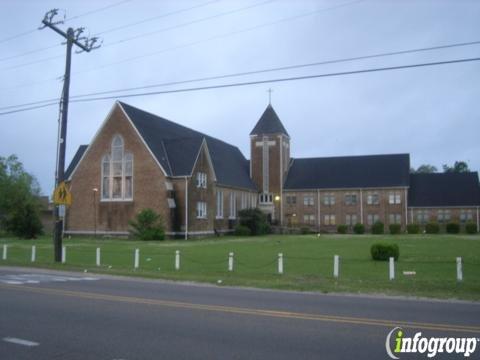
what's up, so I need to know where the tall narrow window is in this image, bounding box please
[101,135,133,201]
[216,191,223,218]
[229,192,237,219]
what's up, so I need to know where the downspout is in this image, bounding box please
[360,189,364,224]
[317,189,320,232]
[185,176,188,240]
[404,188,408,227]
[477,206,479,232]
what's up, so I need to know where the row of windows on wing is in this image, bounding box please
[196,192,258,219]
[285,192,403,206]
[296,213,403,226]
[415,209,475,224]
[102,135,133,201]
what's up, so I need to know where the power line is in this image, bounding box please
[96,0,220,35]
[0,0,132,46]
[1,39,480,111]
[72,0,366,77]
[101,0,276,48]
[1,56,479,116]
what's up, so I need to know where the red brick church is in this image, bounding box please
[64,101,480,237]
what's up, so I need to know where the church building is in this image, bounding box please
[64,101,480,237]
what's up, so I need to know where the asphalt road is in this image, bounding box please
[0,267,479,360]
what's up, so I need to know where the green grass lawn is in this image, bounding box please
[1,234,479,300]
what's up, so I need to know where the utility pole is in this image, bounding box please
[40,9,101,262]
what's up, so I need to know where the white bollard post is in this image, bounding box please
[333,255,340,278]
[228,252,234,272]
[456,257,463,281]
[31,245,36,262]
[389,257,395,280]
[2,244,7,260]
[278,253,284,274]
[175,250,180,271]
[134,248,139,269]
[62,246,66,264]
[96,248,101,267]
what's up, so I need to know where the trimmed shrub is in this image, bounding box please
[370,243,400,261]
[465,222,477,234]
[129,208,165,240]
[389,224,402,235]
[300,226,311,235]
[238,208,270,235]
[425,222,440,234]
[371,221,384,235]
[353,223,365,234]
[337,224,348,234]
[406,224,420,234]
[446,222,460,234]
[234,224,251,236]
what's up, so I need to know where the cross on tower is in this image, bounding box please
[267,88,273,105]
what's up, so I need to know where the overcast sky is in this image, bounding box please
[0,0,479,195]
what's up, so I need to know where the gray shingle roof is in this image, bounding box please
[250,104,289,136]
[119,102,256,190]
[65,145,88,180]
[284,154,410,190]
[408,173,480,207]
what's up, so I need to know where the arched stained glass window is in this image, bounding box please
[101,135,133,200]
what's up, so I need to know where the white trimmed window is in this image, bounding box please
[388,192,401,204]
[437,209,451,223]
[323,193,335,206]
[345,194,358,206]
[259,193,273,204]
[286,195,296,205]
[196,172,207,188]
[216,191,223,218]
[346,214,357,226]
[367,214,380,225]
[416,210,429,224]
[389,214,401,224]
[324,214,336,225]
[460,209,473,223]
[196,201,207,219]
[229,192,237,219]
[303,194,314,206]
[101,135,133,201]
[367,192,380,205]
[251,194,257,208]
[241,193,247,210]
[303,214,315,224]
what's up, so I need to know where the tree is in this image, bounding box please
[411,164,437,174]
[0,155,43,238]
[442,161,470,173]
[238,208,270,236]
[129,208,165,240]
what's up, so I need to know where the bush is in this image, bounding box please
[300,226,310,235]
[4,200,43,239]
[446,222,460,234]
[353,223,365,234]
[129,208,165,240]
[238,208,270,235]
[371,221,384,234]
[406,224,420,234]
[234,224,251,236]
[389,224,402,234]
[370,242,399,261]
[337,224,348,234]
[465,222,477,234]
[425,222,440,234]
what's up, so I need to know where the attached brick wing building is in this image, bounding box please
[64,101,480,236]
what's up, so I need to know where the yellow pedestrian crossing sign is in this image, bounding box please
[53,181,72,206]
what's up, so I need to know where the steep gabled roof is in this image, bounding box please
[250,104,289,137]
[284,154,410,190]
[65,145,88,180]
[119,102,256,190]
[408,173,480,207]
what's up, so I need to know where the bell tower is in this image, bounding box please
[250,104,290,223]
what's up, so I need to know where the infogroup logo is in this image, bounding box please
[385,327,479,359]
